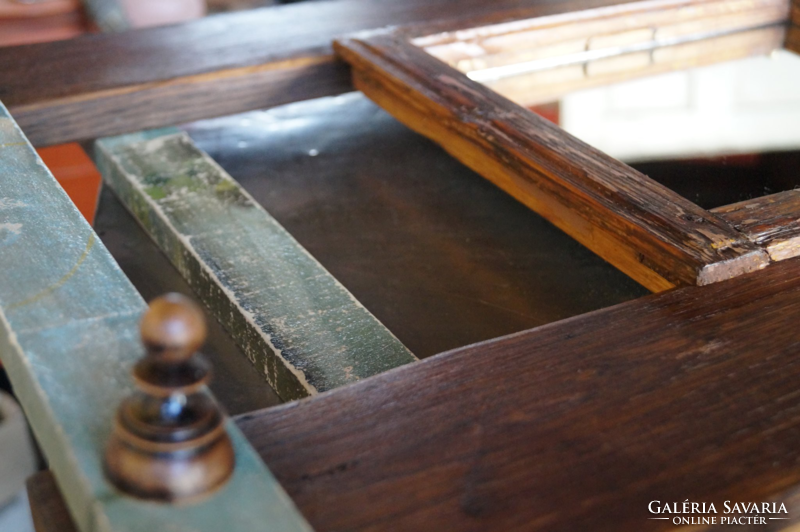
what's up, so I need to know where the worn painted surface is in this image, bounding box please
[0,102,312,532]
[96,130,416,400]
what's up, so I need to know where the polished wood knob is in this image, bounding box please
[104,293,234,503]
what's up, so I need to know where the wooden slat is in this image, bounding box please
[96,129,416,400]
[93,187,284,414]
[28,472,78,532]
[334,34,768,291]
[0,0,647,147]
[713,190,800,261]
[183,93,648,358]
[0,103,311,532]
[237,257,800,532]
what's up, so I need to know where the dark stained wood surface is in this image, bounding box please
[185,94,647,359]
[0,0,641,146]
[91,92,646,407]
[27,472,77,532]
[334,33,768,291]
[787,0,800,52]
[237,256,800,532]
[712,190,800,261]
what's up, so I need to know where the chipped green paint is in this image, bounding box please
[96,129,416,400]
[0,103,312,532]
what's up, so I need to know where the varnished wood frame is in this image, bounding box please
[335,0,800,292]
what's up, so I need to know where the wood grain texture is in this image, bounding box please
[93,186,284,415]
[14,58,354,148]
[0,103,311,532]
[0,0,647,146]
[96,129,416,400]
[28,466,800,532]
[28,472,78,532]
[334,35,768,291]
[713,190,800,261]
[238,256,800,532]
[787,0,800,52]
[185,93,648,358]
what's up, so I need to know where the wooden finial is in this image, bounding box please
[104,293,234,503]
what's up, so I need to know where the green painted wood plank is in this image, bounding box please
[0,102,312,532]
[96,129,417,400]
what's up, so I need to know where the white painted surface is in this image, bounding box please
[560,50,800,162]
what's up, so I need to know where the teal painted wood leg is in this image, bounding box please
[0,102,312,532]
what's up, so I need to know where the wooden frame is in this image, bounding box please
[8,0,800,531]
[334,0,800,291]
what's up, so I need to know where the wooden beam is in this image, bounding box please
[713,190,800,261]
[334,34,768,291]
[0,0,644,146]
[237,257,800,532]
[28,472,78,532]
[96,129,416,400]
[0,102,311,532]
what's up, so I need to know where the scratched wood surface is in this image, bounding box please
[334,34,768,291]
[93,187,284,414]
[0,0,651,146]
[232,257,800,532]
[0,102,311,532]
[96,129,416,400]
[712,190,800,262]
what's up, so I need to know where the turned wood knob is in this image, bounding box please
[104,293,234,503]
